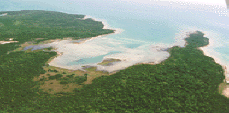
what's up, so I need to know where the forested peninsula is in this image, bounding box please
[0,10,228,112]
[0,10,114,55]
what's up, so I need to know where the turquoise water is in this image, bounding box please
[67,51,121,65]
[1,0,229,72]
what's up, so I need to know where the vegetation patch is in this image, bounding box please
[48,74,63,80]
[48,69,58,73]
[66,74,75,78]
[60,74,87,84]
[97,58,121,66]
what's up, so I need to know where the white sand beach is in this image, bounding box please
[72,15,124,45]
[199,32,229,75]
[0,41,18,44]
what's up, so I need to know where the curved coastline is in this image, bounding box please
[48,15,229,87]
[67,15,123,44]
[198,33,229,81]
[197,33,229,98]
[48,15,124,68]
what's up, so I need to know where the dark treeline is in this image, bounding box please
[0,51,57,112]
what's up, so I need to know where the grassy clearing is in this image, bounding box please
[34,64,109,94]
[39,79,83,94]
[219,82,227,94]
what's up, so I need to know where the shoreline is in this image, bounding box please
[47,15,229,86]
[198,32,229,98]
[198,33,229,79]
[47,15,123,69]
[69,15,124,45]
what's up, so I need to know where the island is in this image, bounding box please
[0,10,228,112]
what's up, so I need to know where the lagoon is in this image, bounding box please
[2,0,229,73]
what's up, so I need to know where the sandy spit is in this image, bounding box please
[0,41,18,44]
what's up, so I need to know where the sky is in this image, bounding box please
[119,0,227,6]
[11,0,227,7]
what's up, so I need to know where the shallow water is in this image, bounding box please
[23,45,51,51]
[67,51,122,66]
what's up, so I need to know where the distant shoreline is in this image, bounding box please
[65,15,123,45]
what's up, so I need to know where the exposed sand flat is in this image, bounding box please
[222,87,229,98]
[0,13,7,16]
[0,41,18,44]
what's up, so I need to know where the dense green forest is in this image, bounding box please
[0,10,228,112]
[0,10,114,43]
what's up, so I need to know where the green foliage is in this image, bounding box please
[53,70,58,73]
[39,76,46,81]
[73,76,86,84]
[84,73,88,80]
[60,80,68,85]
[48,74,63,80]
[48,69,58,73]
[0,51,56,112]
[185,31,209,48]
[54,74,63,80]
[0,10,114,44]
[0,43,19,56]
[48,76,56,80]
[66,74,74,78]
[59,75,86,85]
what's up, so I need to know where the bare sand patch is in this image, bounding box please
[0,41,18,44]
[222,85,229,98]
